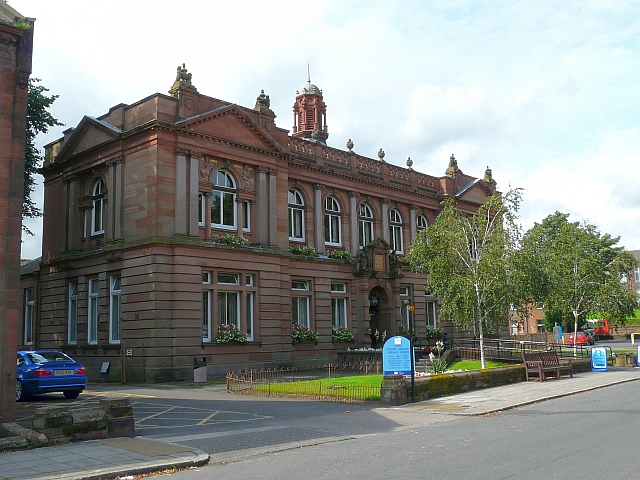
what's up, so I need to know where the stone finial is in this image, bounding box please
[169,63,197,97]
[406,157,413,169]
[484,165,495,183]
[445,153,459,176]
[346,138,354,152]
[254,89,272,113]
[311,129,320,142]
[378,148,386,162]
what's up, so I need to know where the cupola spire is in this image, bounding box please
[292,65,328,144]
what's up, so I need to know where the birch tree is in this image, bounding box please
[407,189,523,369]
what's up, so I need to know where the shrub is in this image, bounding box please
[292,323,318,343]
[216,324,248,343]
[425,326,442,338]
[332,327,355,342]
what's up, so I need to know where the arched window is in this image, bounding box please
[91,179,105,235]
[288,189,305,241]
[359,203,374,248]
[324,196,341,246]
[416,214,428,232]
[211,170,236,229]
[389,209,403,254]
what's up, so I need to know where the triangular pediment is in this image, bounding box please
[456,179,492,204]
[365,237,391,252]
[177,105,284,154]
[55,117,121,162]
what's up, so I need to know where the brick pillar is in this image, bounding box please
[0,7,33,422]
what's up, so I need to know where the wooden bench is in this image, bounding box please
[522,351,573,381]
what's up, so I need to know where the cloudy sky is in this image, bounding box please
[13,0,640,258]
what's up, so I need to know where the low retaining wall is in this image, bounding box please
[381,358,592,405]
[31,397,135,442]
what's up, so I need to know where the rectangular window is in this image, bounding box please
[198,193,205,226]
[203,289,211,341]
[218,291,240,329]
[426,301,437,329]
[289,207,304,240]
[246,292,254,341]
[292,296,310,328]
[24,288,35,345]
[109,276,121,344]
[635,266,640,283]
[218,273,240,285]
[88,278,99,345]
[331,282,347,329]
[68,282,78,344]
[243,201,250,231]
[292,279,310,327]
[203,269,257,342]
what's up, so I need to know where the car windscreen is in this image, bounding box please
[27,352,73,363]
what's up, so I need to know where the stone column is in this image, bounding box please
[189,156,199,236]
[409,205,417,243]
[106,155,123,240]
[175,153,187,235]
[236,197,244,238]
[268,170,278,246]
[256,167,268,244]
[381,199,389,243]
[314,184,325,254]
[66,175,80,250]
[349,191,359,256]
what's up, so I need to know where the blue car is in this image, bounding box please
[16,350,87,401]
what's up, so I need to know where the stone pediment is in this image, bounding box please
[54,117,121,162]
[365,237,391,253]
[456,179,493,204]
[176,105,284,154]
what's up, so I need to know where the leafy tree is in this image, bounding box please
[23,78,63,234]
[521,212,637,343]
[407,189,524,368]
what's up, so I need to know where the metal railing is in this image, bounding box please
[226,362,382,403]
[452,337,590,362]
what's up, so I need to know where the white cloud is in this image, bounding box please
[12,0,640,257]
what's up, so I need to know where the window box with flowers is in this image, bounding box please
[216,324,248,344]
[425,326,442,339]
[212,234,247,246]
[292,323,318,344]
[332,327,355,343]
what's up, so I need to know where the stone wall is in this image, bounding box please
[381,358,592,405]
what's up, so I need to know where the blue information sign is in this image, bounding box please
[382,336,412,376]
[591,346,608,372]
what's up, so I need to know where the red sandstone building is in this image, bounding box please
[1,2,33,420]
[20,66,497,380]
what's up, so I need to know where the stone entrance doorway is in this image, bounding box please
[368,287,391,348]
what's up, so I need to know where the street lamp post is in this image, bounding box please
[403,299,415,403]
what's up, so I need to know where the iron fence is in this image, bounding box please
[226,362,382,403]
[452,337,588,362]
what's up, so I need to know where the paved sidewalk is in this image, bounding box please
[0,436,208,480]
[406,367,640,415]
[1,367,639,479]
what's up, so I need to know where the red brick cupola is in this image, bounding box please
[292,67,328,144]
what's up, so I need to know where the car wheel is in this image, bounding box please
[16,380,29,401]
[63,390,80,399]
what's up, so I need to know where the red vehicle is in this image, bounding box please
[569,331,588,346]
[586,319,610,337]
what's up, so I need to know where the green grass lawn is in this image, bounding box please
[252,374,383,401]
[448,360,513,370]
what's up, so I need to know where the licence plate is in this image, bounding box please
[55,370,73,375]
